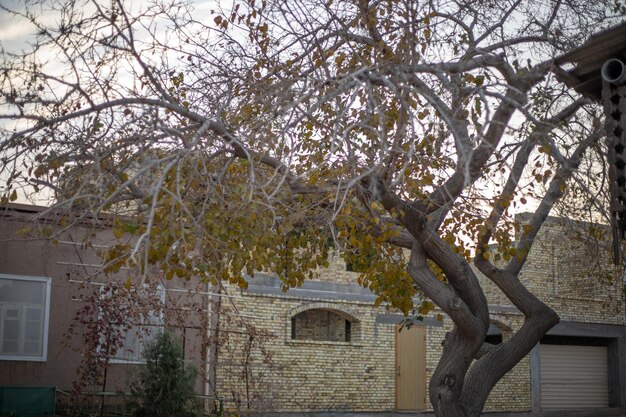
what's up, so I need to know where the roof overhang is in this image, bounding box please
[553,22,626,101]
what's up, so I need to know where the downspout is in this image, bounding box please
[602,58,626,84]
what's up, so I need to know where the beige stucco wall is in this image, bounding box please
[0,206,208,400]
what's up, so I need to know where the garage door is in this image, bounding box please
[540,344,609,409]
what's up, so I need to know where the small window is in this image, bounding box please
[486,320,509,345]
[0,274,51,361]
[485,334,503,345]
[291,309,353,342]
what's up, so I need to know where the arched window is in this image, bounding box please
[289,305,360,343]
[485,327,503,345]
[486,319,513,345]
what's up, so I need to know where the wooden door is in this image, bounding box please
[395,324,426,410]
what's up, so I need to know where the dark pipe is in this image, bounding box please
[602,59,626,85]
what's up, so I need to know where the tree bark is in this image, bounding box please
[399,198,562,417]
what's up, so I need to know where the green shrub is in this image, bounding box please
[128,331,202,417]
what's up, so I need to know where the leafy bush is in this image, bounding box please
[128,331,202,417]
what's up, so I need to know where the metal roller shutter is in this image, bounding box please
[540,344,609,409]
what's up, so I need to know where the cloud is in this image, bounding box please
[0,3,60,52]
[0,19,36,41]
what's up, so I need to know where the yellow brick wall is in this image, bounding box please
[215,292,396,412]
[424,314,531,412]
[292,309,349,342]
[215,218,625,413]
[313,253,362,284]
[477,218,625,326]
[482,315,531,411]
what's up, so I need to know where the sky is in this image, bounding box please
[0,0,57,53]
[0,0,613,217]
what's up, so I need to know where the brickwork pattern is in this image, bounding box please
[292,309,349,342]
[478,218,625,326]
[424,314,530,412]
[216,218,625,413]
[216,292,396,412]
[314,253,362,285]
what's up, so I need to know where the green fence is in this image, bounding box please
[0,387,55,417]
[0,388,219,417]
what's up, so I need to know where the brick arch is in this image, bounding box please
[487,319,514,344]
[287,302,361,322]
[490,318,513,333]
[286,303,361,343]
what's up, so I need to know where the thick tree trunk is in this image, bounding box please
[462,308,559,414]
[429,328,482,417]
[381,111,589,417]
[399,212,561,417]
[429,291,559,417]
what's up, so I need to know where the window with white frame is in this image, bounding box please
[99,283,165,364]
[0,274,51,361]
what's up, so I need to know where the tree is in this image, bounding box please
[0,0,624,416]
[65,282,165,396]
[128,331,202,417]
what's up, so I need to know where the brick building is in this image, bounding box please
[214,215,626,416]
[1,204,625,416]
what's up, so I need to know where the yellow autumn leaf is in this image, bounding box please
[335,53,345,67]
[113,227,124,239]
